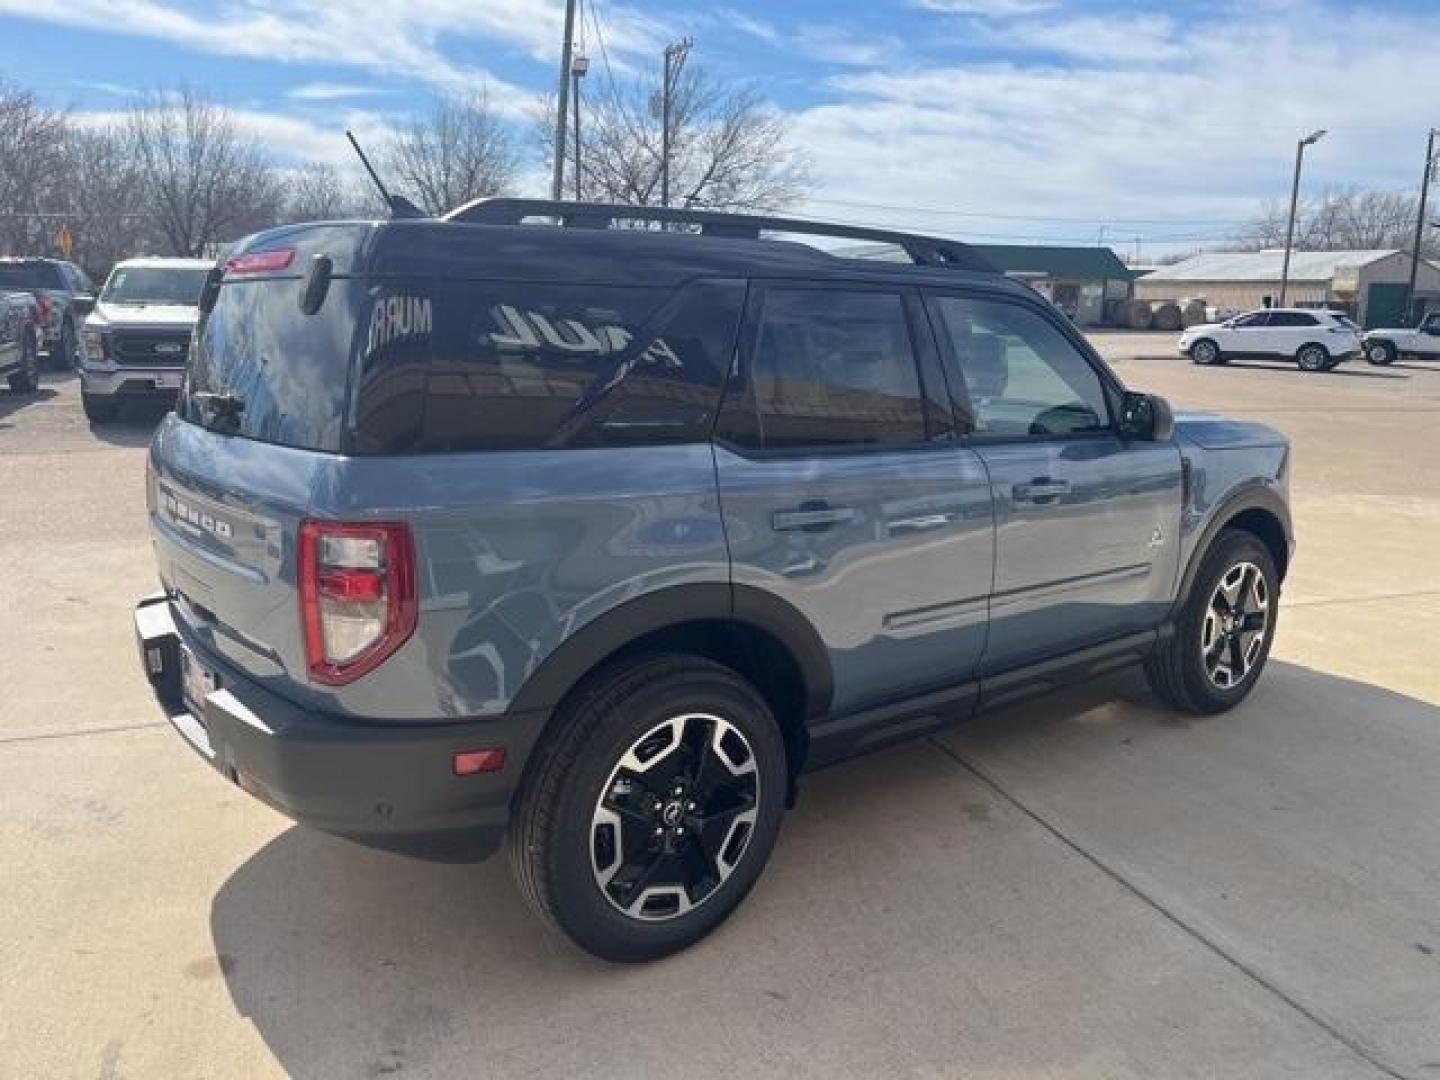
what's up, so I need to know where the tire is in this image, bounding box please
[510,654,788,962]
[1365,340,1397,366]
[1296,343,1329,371]
[1145,529,1279,715]
[48,319,78,372]
[6,332,39,393]
[1189,338,1220,365]
[81,392,119,424]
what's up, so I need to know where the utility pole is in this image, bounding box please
[660,38,692,208]
[571,50,589,201]
[1405,128,1437,325]
[1279,129,1326,306]
[550,0,579,201]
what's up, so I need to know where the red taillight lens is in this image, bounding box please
[453,748,506,776]
[298,521,417,685]
[226,249,295,275]
[33,293,53,323]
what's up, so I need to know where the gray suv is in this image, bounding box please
[133,201,1293,961]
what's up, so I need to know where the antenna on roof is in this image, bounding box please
[346,130,425,220]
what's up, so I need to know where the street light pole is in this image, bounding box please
[549,0,578,201]
[571,52,589,201]
[660,38,692,208]
[1279,129,1326,307]
[1404,128,1437,325]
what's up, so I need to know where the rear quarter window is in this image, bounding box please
[352,278,744,454]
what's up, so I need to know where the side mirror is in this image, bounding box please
[72,293,95,317]
[1119,391,1174,442]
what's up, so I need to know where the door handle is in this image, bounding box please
[889,512,954,535]
[1013,478,1070,504]
[772,503,857,532]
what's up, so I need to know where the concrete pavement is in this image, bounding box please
[2,351,1439,1078]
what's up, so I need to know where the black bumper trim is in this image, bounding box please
[133,593,547,862]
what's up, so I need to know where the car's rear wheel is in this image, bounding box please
[81,392,118,424]
[7,332,39,393]
[510,655,788,962]
[1366,340,1397,366]
[1296,343,1329,371]
[1145,528,1279,715]
[1189,338,1220,365]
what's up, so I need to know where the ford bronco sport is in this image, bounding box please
[134,200,1293,961]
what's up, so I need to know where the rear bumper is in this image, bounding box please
[133,593,545,862]
[82,366,183,398]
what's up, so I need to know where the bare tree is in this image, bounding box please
[385,90,519,216]
[281,161,376,223]
[1243,187,1437,257]
[544,59,810,212]
[0,82,69,254]
[126,86,286,256]
[56,124,154,271]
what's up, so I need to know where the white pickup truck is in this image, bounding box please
[1362,311,1440,365]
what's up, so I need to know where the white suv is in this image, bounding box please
[1361,311,1440,365]
[1179,308,1362,372]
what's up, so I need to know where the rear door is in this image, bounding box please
[1266,310,1319,356]
[925,290,1182,673]
[714,281,994,718]
[1222,310,1273,355]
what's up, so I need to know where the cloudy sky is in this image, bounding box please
[1,0,1438,256]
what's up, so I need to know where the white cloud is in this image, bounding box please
[287,82,389,102]
[794,24,904,67]
[915,0,1058,16]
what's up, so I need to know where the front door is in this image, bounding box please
[715,283,995,717]
[925,290,1183,674]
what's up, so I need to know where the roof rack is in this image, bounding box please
[440,198,998,273]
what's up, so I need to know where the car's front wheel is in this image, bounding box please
[1365,340,1397,366]
[510,655,788,962]
[1189,338,1220,365]
[1145,528,1279,715]
[1296,343,1330,371]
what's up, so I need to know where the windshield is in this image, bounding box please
[102,266,210,306]
[0,262,62,290]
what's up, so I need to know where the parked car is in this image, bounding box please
[133,201,1293,961]
[0,288,41,393]
[0,257,96,369]
[1361,310,1440,365]
[1179,307,1361,371]
[79,257,212,423]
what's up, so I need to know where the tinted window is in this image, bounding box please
[929,295,1110,437]
[102,266,209,306]
[353,279,742,454]
[0,262,63,289]
[1423,313,1440,331]
[749,289,926,449]
[183,277,358,453]
[1233,312,1270,327]
[1269,312,1318,327]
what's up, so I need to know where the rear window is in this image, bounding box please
[352,278,744,454]
[181,277,358,453]
[0,262,63,290]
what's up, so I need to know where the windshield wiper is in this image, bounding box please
[192,391,246,432]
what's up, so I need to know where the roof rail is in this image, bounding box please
[440,198,998,273]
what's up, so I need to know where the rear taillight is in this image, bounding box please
[33,293,53,324]
[226,249,295,276]
[298,521,417,685]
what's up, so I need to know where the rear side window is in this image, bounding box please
[183,278,358,453]
[748,288,928,450]
[0,262,63,289]
[1269,312,1318,327]
[353,279,743,454]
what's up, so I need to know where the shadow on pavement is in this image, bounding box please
[0,387,59,425]
[209,661,1440,1078]
[87,400,173,448]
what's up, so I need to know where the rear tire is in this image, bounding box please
[510,654,788,962]
[7,332,39,393]
[1365,340,1397,366]
[1296,343,1329,371]
[1145,529,1279,715]
[81,392,118,424]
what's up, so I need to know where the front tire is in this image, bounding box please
[7,332,39,393]
[1365,340,1397,366]
[49,320,78,372]
[510,655,788,962]
[1145,529,1279,715]
[1189,338,1220,365]
[1296,343,1329,371]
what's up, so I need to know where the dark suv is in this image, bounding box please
[134,201,1293,961]
[0,257,96,369]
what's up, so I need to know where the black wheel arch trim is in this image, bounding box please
[1173,485,1292,613]
[506,582,835,721]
